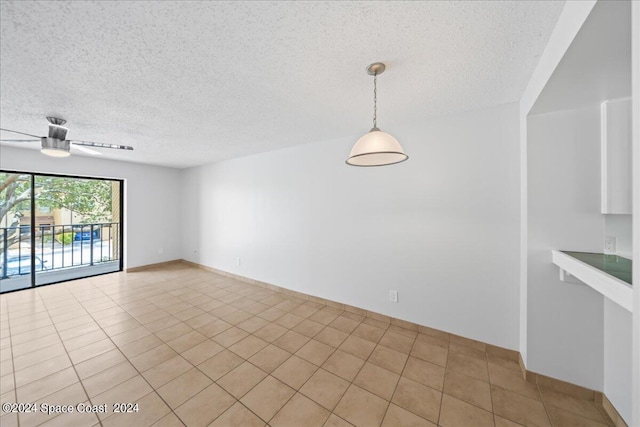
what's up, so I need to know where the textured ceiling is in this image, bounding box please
[0,1,565,168]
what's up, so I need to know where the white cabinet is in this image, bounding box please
[601,97,632,214]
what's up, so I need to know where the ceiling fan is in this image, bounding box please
[0,116,134,158]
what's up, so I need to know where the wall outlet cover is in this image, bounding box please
[604,236,617,253]
[389,290,398,303]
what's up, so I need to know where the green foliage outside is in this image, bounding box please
[56,232,74,245]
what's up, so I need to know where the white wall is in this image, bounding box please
[0,146,182,269]
[604,298,632,423]
[604,214,632,258]
[527,106,604,391]
[181,103,521,350]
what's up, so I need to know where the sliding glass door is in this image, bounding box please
[0,171,123,293]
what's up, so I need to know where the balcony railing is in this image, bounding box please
[0,222,120,279]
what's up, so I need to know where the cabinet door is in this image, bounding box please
[601,97,632,214]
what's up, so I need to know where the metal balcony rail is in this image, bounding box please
[0,222,120,278]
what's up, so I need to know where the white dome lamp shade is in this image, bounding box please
[346,62,408,167]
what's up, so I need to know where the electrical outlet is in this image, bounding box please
[604,236,617,253]
[237,257,241,267]
[389,290,398,303]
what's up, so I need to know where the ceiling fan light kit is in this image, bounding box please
[346,62,408,167]
[0,116,134,158]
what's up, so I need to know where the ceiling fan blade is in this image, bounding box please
[0,138,40,142]
[0,128,43,138]
[70,140,134,151]
[71,144,102,156]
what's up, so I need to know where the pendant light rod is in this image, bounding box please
[367,62,385,130]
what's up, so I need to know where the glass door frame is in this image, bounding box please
[0,169,124,292]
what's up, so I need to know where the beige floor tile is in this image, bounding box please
[369,345,408,375]
[157,368,213,409]
[241,375,296,422]
[180,339,224,365]
[539,387,606,423]
[379,330,415,354]
[18,382,88,427]
[274,312,305,329]
[353,362,399,401]
[410,340,448,367]
[296,339,335,366]
[197,319,232,338]
[83,360,138,397]
[492,385,551,427]
[74,348,127,379]
[118,333,163,358]
[494,415,525,427]
[443,369,492,411]
[102,391,170,427]
[382,404,436,427]
[257,307,285,322]
[329,316,361,333]
[546,405,609,427]
[143,315,180,335]
[142,355,193,388]
[102,318,142,336]
[151,412,185,427]
[197,349,244,380]
[450,334,486,352]
[155,322,193,342]
[249,344,292,373]
[272,355,318,389]
[351,323,385,343]
[213,326,250,347]
[254,322,289,342]
[13,354,72,388]
[68,338,117,364]
[11,334,62,357]
[110,325,152,347]
[130,344,178,371]
[274,330,310,352]
[93,375,153,420]
[222,309,253,325]
[238,316,270,333]
[217,361,267,398]
[290,303,320,318]
[322,349,365,382]
[488,353,522,373]
[334,384,389,427]
[403,356,445,391]
[166,329,207,353]
[293,319,325,337]
[489,363,541,401]
[174,383,235,426]
[63,330,108,351]
[362,317,390,330]
[271,392,330,427]
[16,367,79,402]
[447,350,489,382]
[300,368,350,411]
[338,335,376,360]
[13,342,66,371]
[309,309,340,325]
[210,401,266,427]
[315,326,349,348]
[0,373,14,395]
[229,335,269,359]
[184,312,216,329]
[38,405,99,427]
[324,413,355,427]
[391,377,442,423]
[439,394,494,427]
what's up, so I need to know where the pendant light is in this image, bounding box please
[346,62,408,167]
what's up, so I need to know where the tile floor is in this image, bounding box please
[0,263,616,427]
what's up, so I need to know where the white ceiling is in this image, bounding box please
[0,1,565,169]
